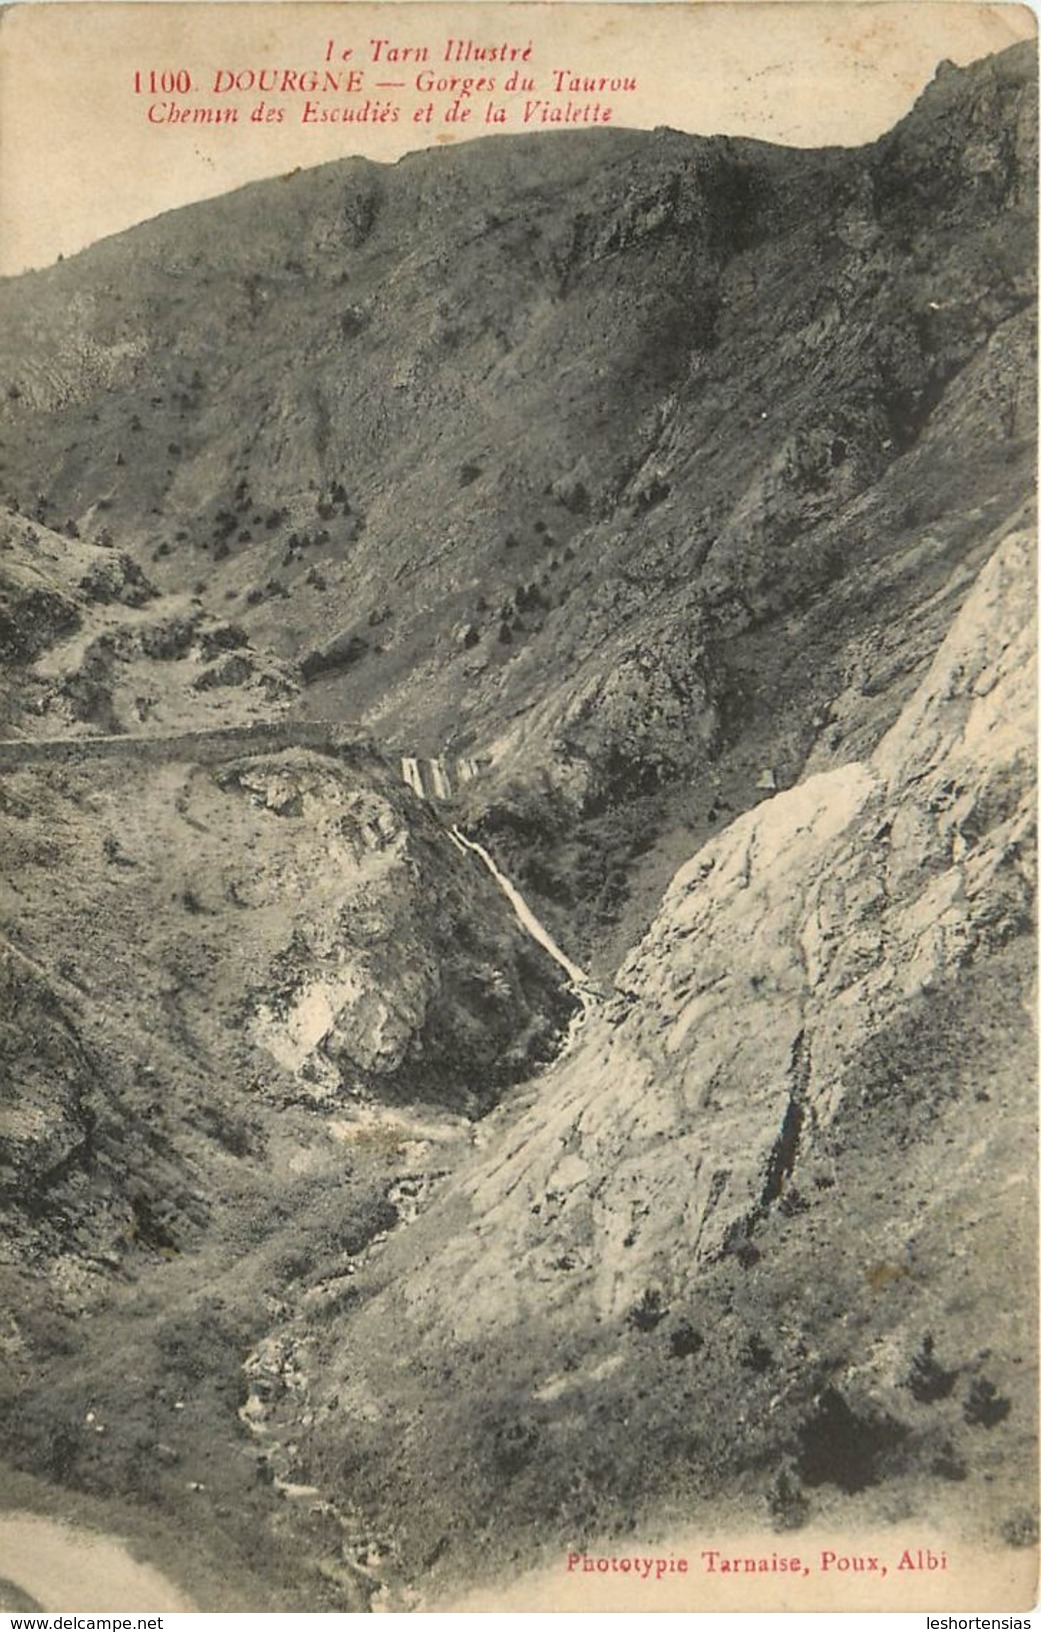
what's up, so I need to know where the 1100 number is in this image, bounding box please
[133,70,193,94]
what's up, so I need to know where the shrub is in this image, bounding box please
[797,1388,907,1493]
[930,1441,967,1481]
[491,1417,539,1477]
[1001,1509,1039,1548]
[669,1321,703,1359]
[906,1335,957,1404]
[963,1378,1010,1428]
[300,632,369,681]
[627,1288,667,1333]
[739,1334,774,1373]
[767,1467,809,1531]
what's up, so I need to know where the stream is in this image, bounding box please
[448,824,592,993]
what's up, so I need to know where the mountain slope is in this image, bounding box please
[0,740,577,1607]
[0,37,1035,1614]
[233,519,1036,1601]
[0,46,1035,967]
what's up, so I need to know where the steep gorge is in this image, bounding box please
[0,37,1036,1613]
[238,522,1038,1602]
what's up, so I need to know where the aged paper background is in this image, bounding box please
[0,2,1034,275]
[0,0,1036,1615]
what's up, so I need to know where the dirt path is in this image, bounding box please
[0,1514,195,1612]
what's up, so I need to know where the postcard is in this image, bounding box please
[0,0,1036,1614]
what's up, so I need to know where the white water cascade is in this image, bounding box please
[448,825,591,992]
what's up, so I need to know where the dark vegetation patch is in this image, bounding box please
[795,1387,909,1494]
[300,632,370,682]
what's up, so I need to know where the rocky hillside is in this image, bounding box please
[0,739,575,1606]
[0,506,300,736]
[223,520,1038,1602]
[0,37,1035,1615]
[0,44,1036,962]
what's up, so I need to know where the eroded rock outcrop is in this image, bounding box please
[349,528,1032,1330]
[281,522,1034,1593]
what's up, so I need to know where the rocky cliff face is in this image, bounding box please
[0,743,576,1607]
[241,519,1033,1602]
[0,38,1035,1616]
[1,741,573,1224]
